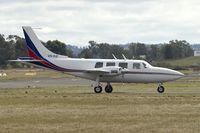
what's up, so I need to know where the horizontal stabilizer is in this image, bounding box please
[9,57,42,62]
[8,59,42,62]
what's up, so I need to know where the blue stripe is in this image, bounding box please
[23,29,43,58]
[23,29,83,72]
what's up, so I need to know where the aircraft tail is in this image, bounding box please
[22,26,66,60]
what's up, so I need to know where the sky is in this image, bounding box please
[1,0,200,46]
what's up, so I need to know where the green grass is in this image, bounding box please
[156,56,200,67]
[0,69,200,132]
[0,69,72,81]
[0,79,200,133]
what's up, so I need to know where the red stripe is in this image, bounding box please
[27,48,65,71]
[28,49,41,60]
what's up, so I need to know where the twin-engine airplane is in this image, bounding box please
[14,26,184,93]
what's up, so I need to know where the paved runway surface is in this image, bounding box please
[0,78,92,88]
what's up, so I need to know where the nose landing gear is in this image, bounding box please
[94,86,102,93]
[94,76,102,93]
[157,83,165,93]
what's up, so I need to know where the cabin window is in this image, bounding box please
[119,62,128,69]
[95,62,103,68]
[133,63,141,69]
[106,62,115,66]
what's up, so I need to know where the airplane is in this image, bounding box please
[13,26,184,93]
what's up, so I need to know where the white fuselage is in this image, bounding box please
[46,57,184,83]
[21,26,184,85]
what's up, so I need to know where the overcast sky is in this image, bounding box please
[1,0,200,46]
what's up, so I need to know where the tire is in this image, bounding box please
[105,85,113,93]
[94,86,102,93]
[157,86,165,93]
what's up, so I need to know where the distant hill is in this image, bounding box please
[191,44,200,51]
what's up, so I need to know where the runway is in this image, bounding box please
[1,72,200,95]
[0,78,92,88]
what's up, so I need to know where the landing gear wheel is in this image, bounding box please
[157,86,165,93]
[94,86,102,93]
[105,85,113,93]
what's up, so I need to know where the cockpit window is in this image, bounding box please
[106,62,115,66]
[143,62,152,68]
[119,62,128,69]
[143,63,147,68]
[133,63,141,69]
[95,62,103,68]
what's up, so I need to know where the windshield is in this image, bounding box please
[142,61,152,68]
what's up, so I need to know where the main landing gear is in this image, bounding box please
[94,76,113,93]
[105,83,113,93]
[157,83,165,93]
[94,83,113,93]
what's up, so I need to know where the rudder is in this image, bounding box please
[22,26,56,60]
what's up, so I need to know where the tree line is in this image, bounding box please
[79,40,193,60]
[0,34,194,68]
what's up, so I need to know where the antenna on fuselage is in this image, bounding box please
[112,54,117,60]
[122,54,127,60]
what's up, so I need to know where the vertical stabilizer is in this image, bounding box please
[22,26,59,59]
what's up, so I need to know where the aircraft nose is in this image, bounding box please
[169,69,185,79]
[174,70,184,77]
[153,67,185,82]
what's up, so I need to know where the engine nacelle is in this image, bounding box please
[102,66,122,76]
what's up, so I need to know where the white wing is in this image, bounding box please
[85,66,129,76]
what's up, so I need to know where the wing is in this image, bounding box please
[85,68,110,74]
[85,66,129,76]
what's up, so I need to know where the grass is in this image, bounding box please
[0,69,72,81]
[0,69,200,132]
[157,56,200,67]
[0,80,200,133]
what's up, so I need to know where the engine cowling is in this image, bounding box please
[102,66,122,76]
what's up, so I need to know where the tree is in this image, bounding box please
[162,44,173,59]
[45,40,73,57]
[128,43,147,58]
[14,37,27,58]
[78,48,92,58]
[169,40,193,58]
[161,40,193,59]
[0,34,9,68]
[146,45,160,60]
[79,41,127,59]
